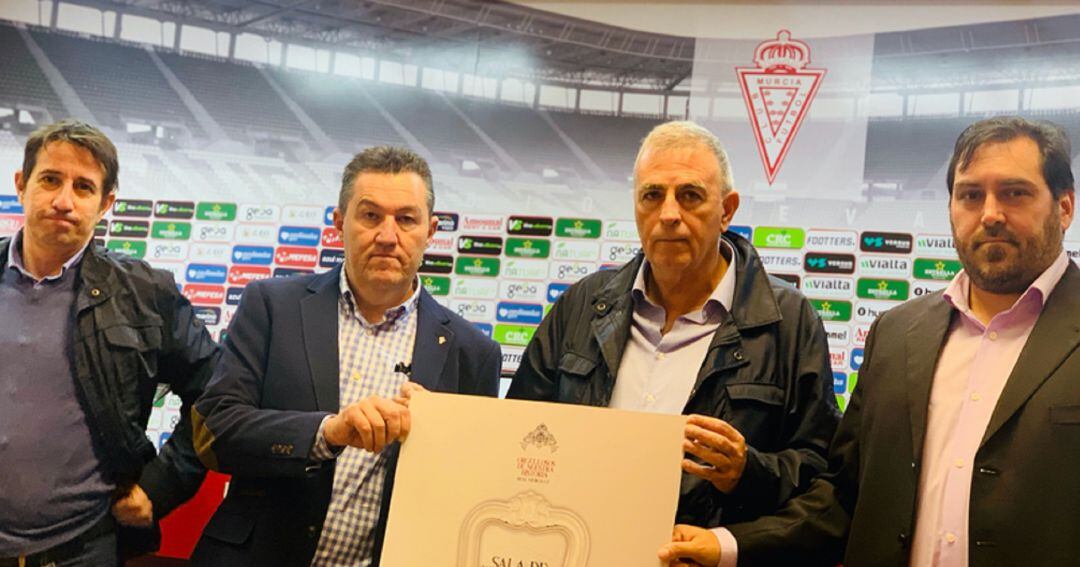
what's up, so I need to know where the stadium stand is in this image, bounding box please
[29,29,203,137]
[1,19,648,188]
[268,68,405,151]
[156,51,307,144]
[547,110,662,180]
[863,117,959,195]
[370,82,494,165]
[455,98,583,176]
[864,112,1080,196]
[8,14,1080,205]
[0,25,66,122]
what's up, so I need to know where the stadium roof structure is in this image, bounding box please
[871,13,1080,92]
[59,0,695,92]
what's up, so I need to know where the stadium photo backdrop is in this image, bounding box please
[2,6,1080,455]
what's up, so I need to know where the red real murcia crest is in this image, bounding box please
[736,30,826,184]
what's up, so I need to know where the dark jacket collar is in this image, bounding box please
[591,231,783,330]
[2,236,117,309]
[78,241,116,289]
[306,263,341,295]
[303,265,451,404]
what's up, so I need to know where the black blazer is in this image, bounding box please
[189,266,501,566]
[729,262,1080,567]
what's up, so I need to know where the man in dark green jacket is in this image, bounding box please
[508,121,839,558]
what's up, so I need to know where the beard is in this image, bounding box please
[952,207,1063,294]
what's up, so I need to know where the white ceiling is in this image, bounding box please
[511,1,1080,39]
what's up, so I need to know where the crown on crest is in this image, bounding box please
[754,30,811,71]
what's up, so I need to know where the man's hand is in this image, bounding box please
[323,395,411,453]
[111,484,154,527]
[658,524,721,566]
[682,414,748,494]
[394,381,428,408]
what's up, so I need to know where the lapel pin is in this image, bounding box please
[438,336,446,345]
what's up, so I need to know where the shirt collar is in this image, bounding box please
[632,236,737,320]
[943,250,1070,326]
[338,266,421,327]
[5,228,90,284]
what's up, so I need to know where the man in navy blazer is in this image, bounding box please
[190,146,501,566]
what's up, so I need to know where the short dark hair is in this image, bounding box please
[947,116,1074,198]
[22,119,119,196]
[339,146,434,214]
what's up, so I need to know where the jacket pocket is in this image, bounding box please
[104,324,163,378]
[558,351,597,376]
[724,383,786,443]
[556,351,598,403]
[1050,405,1080,425]
[102,324,165,452]
[104,324,163,351]
[201,509,257,545]
[726,383,785,406]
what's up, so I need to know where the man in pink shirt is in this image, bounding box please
[659,117,1078,567]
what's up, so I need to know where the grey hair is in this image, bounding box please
[634,121,734,193]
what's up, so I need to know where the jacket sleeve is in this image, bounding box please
[724,295,842,518]
[137,269,221,518]
[191,281,331,477]
[724,316,881,566]
[452,321,502,397]
[474,340,503,397]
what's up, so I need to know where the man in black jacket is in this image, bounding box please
[0,120,219,566]
[508,121,840,565]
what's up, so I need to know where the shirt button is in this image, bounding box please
[988,331,998,340]
[946,532,957,544]
[645,394,655,405]
[971,393,981,401]
[954,458,965,469]
[655,352,664,360]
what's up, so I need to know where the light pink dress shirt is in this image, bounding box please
[910,250,1070,567]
